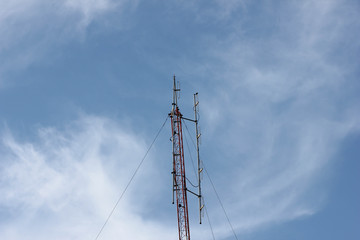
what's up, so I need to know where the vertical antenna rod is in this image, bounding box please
[194,92,204,224]
[170,75,191,240]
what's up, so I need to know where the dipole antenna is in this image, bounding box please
[169,75,203,240]
[194,92,204,224]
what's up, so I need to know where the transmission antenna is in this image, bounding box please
[169,75,203,240]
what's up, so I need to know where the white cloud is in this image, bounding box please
[64,0,133,27]
[181,0,360,238]
[0,114,175,239]
[0,0,135,86]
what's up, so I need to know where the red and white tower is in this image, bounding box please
[170,76,203,240]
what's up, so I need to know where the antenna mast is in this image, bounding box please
[194,92,204,224]
[169,75,203,240]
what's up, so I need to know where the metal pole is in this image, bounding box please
[194,92,203,224]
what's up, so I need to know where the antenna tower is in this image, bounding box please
[169,75,203,240]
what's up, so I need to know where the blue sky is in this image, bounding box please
[0,0,359,239]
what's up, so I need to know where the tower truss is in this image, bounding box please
[170,76,190,240]
[169,75,203,240]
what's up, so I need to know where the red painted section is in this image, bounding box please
[171,107,190,240]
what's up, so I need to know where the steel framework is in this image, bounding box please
[170,76,203,240]
[170,76,190,240]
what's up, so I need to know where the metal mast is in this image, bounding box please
[194,92,204,225]
[169,76,204,240]
[170,75,191,240]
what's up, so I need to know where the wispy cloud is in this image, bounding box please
[0,114,175,239]
[181,0,360,238]
[64,0,137,27]
[0,0,135,86]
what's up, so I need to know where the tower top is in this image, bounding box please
[172,75,180,111]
